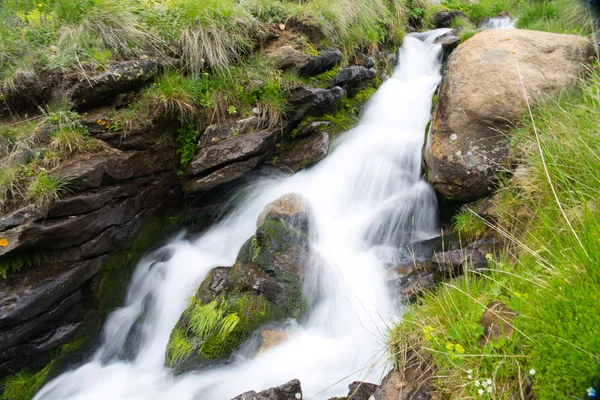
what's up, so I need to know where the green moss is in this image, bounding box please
[99,213,183,316]
[0,254,42,279]
[0,364,50,400]
[199,294,284,359]
[166,328,193,366]
[451,210,487,244]
[0,332,95,400]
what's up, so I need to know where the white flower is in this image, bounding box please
[468,374,473,380]
[487,386,493,393]
[475,380,481,387]
[487,379,492,385]
[467,369,473,374]
[529,369,536,375]
[482,381,488,388]
[478,389,484,395]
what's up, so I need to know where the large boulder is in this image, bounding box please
[166,194,311,372]
[425,30,594,201]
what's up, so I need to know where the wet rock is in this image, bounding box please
[183,157,263,194]
[432,10,466,28]
[425,30,594,201]
[287,86,345,122]
[398,267,437,302]
[195,267,232,303]
[347,381,378,400]
[197,117,261,149]
[71,60,159,107]
[231,379,303,400]
[435,30,461,50]
[330,66,377,96]
[268,46,310,73]
[256,193,310,231]
[186,129,281,177]
[0,256,106,329]
[55,144,177,193]
[387,52,398,69]
[167,195,311,371]
[256,330,290,354]
[431,238,499,276]
[278,131,329,172]
[294,121,331,139]
[478,300,516,346]
[298,49,343,77]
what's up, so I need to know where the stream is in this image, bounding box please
[34,29,449,400]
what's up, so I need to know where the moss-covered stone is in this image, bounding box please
[166,195,313,372]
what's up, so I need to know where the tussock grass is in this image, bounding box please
[391,67,600,399]
[439,0,595,35]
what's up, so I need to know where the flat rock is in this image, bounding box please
[330,66,377,93]
[71,60,159,107]
[278,131,329,172]
[183,157,263,194]
[186,129,280,177]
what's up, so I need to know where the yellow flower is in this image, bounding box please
[38,3,42,6]
[0,238,8,247]
[455,344,465,354]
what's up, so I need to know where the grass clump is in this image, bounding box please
[438,0,594,35]
[390,67,600,399]
[452,210,487,244]
[0,363,51,400]
[26,171,70,208]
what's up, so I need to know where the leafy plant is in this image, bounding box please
[176,123,201,168]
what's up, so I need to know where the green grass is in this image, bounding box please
[452,210,487,244]
[437,0,594,35]
[390,66,600,399]
[26,171,70,207]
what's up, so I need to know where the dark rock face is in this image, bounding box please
[398,267,437,303]
[330,66,377,96]
[287,86,345,123]
[167,194,311,372]
[182,117,285,194]
[431,238,499,276]
[278,132,329,172]
[432,10,466,28]
[347,381,378,400]
[231,379,303,400]
[71,60,159,107]
[298,49,343,77]
[0,119,180,377]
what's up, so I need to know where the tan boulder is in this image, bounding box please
[425,29,594,201]
[256,330,291,354]
[256,193,310,228]
[267,46,309,73]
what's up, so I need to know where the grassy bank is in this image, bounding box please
[390,63,600,398]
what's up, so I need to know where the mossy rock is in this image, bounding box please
[166,195,313,373]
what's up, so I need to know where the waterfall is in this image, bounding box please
[480,16,515,30]
[34,29,449,400]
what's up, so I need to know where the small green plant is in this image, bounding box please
[0,254,42,279]
[166,328,193,366]
[176,123,201,168]
[26,172,70,208]
[227,105,238,115]
[452,210,487,244]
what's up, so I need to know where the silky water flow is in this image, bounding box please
[34,29,450,400]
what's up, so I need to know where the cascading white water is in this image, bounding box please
[34,30,449,400]
[480,16,515,30]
